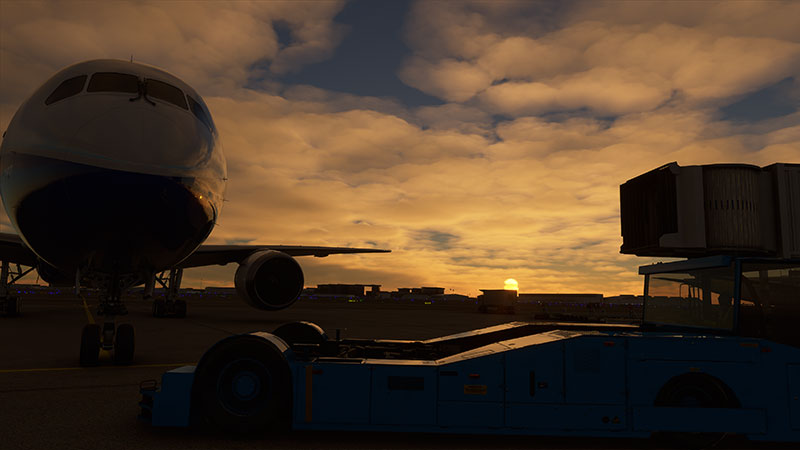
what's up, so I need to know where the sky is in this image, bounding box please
[1,0,798,296]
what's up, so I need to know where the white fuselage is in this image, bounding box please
[0,59,227,277]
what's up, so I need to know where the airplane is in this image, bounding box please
[0,59,389,366]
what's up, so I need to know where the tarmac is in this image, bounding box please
[0,293,793,450]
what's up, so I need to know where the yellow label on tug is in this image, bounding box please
[464,384,487,395]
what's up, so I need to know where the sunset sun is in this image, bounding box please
[503,278,519,291]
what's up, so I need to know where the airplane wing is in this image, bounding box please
[178,244,390,269]
[0,232,38,267]
[0,231,390,270]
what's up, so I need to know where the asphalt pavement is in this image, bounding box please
[0,294,792,450]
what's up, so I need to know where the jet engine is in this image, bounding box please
[37,259,73,286]
[234,250,304,311]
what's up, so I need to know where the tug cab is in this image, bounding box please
[641,255,800,348]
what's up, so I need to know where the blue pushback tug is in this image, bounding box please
[138,256,800,443]
[140,163,800,443]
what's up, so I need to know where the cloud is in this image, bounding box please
[202,80,799,295]
[410,229,461,251]
[415,103,493,135]
[1,1,798,298]
[399,57,493,103]
[399,1,800,116]
[0,0,347,127]
[479,68,672,116]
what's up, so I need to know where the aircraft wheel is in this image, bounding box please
[273,321,327,346]
[652,373,739,448]
[79,324,101,366]
[152,299,165,317]
[175,300,187,318]
[114,324,135,365]
[5,297,20,317]
[193,335,291,433]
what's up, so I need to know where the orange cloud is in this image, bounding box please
[1,1,798,297]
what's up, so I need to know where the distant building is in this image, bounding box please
[182,288,204,295]
[204,287,237,296]
[315,284,381,297]
[478,289,518,313]
[421,287,445,296]
[397,287,445,295]
[301,284,469,304]
[602,295,644,305]
[517,293,603,304]
[439,293,471,303]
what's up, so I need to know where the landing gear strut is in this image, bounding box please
[79,274,136,366]
[0,261,33,317]
[148,268,186,318]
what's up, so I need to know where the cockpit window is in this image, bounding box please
[145,79,187,110]
[187,95,214,132]
[45,75,87,105]
[87,72,139,93]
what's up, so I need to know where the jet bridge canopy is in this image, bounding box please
[620,162,800,259]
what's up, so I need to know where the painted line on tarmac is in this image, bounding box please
[81,294,95,324]
[0,362,195,374]
[80,294,111,359]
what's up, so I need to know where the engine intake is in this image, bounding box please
[234,251,304,311]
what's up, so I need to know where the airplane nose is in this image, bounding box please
[72,104,206,172]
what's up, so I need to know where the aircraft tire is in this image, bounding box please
[175,300,187,318]
[273,321,327,346]
[114,324,135,364]
[152,299,165,317]
[193,336,291,433]
[5,297,20,317]
[79,324,101,366]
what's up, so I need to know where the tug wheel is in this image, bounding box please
[273,321,327,346]
[653,373,740,449]
[193,335,291,433]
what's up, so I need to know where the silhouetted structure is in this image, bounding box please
[620,162,800,258]
[478,289,517,314]
[517,293,602,304]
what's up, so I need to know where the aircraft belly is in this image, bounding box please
[2,152,216,274]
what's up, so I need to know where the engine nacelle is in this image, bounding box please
[37,259,73,286]
[234,251,304,311]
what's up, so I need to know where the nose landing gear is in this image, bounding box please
[78,274,136,366]
[79,321,136,366]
